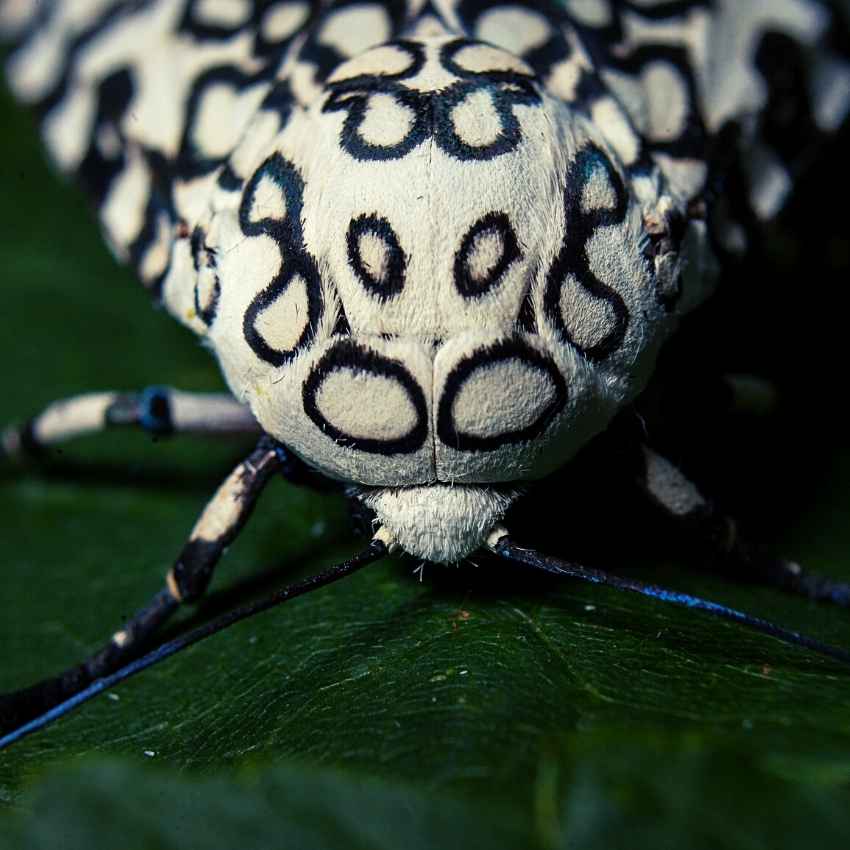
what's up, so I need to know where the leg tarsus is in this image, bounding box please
[724,542,850,608]
[635,443,850,609]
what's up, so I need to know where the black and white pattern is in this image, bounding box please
[237,152,323,366]
[3,0,847,490]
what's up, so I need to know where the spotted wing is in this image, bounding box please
[453,0,849,244]
[0,2,304,293]
[0,0,416,296]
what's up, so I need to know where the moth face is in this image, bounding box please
[182,37,686,493]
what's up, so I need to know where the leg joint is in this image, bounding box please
[169,538,221,603]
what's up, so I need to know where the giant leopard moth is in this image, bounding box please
[1,0,849,748]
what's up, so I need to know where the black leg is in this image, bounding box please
[0,436,285,733]
[634,444,850,607]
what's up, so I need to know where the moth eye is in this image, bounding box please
[643,205,687,258]
[347,214,406,299]
[454,211,521,298]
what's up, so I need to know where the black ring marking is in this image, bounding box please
[322,40,429,161]
[322,38,542,162]
[437,338,567,451]
[139,386,174,436]
[176,64,277,180]
[240,154,322,365]
[239,152,305,242]
[347,214,407,300]
[543,146,630,361]
[438,38,537,85]
[454,211,521,298]
[243,256,322,368]
[303,338,429,456]
[326,38,427,87]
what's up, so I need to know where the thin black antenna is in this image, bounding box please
[493,537,850,666]
[0,539,387,751]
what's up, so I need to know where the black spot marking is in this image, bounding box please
[454,211,521,298]
[217,163,243,191]
[347,214,407,300]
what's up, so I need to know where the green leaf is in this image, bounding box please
[2,78,850,849]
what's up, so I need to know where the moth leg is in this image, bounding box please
[1,387,260,462]
[0,436,285,731]
[636,445,850,606]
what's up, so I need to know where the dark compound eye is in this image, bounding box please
[454,211,521,298]
[347,214,407,300]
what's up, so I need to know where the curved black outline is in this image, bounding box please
[239,153,322,366]
[435,39,541,161]
[543,146,631,361]
[433,78,539,161]
[303,338,429,456]
[176,64,277,180]
[239,153,305,242]
[325,39,427,88]
[194,270,221,327]
[190,225,220,326]
[347,214,407,300]
[454,211,521,298]
[322,37,542,162]
[322,40,429,161]
[437,338,567,451]
[324,83,431,161]
[243,257,322,368]
[439,38,537,86]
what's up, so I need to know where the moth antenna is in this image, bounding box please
[490,534,850,667]
[0,537,388,751]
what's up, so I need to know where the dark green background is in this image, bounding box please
[2,70,850,847]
